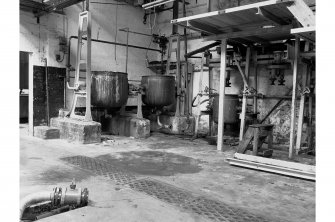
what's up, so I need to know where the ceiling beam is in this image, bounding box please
[257,7,290,25]
[203,25,293,42]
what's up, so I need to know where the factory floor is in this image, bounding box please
[20,124,315,222]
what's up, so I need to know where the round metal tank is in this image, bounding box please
[212,94,239,124]
[91,71,128,108]
[141,75,175,107]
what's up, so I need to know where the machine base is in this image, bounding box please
[50,117,101,144]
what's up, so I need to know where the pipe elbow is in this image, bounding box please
[20,191,52,219]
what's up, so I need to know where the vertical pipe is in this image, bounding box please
[175,36,181,117]
[217,39,227,151]
[64,77,66,109]
[208,67,212,136]
[125,28,129,73]
[44,58,50,126]
[28,53,34,136]
[289,37,300,159]
[183,0,189,116]
[85,11,92,121]
[253,50,258,118]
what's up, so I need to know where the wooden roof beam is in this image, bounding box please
[203,25,293,41]
[257,7,290,25]
[188,20,221,34]
[287,0,315,27]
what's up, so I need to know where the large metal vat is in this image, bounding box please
[212,94,239,124]
[91,71,128,108]
[141,75,175,107]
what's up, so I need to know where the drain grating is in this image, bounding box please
[61,155,138,185]
[61,155,276,222]
[127,178,272,222]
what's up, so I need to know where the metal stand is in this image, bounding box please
[67,11,92,121]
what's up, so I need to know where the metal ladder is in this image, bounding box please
[67,11,92,121]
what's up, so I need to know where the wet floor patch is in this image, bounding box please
[38,167,93,184]
[95,151,203,176]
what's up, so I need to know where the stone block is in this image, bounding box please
[50,117,101,144]
[148,114,195,135]
[102,115,150,139]
[34,126,60,139]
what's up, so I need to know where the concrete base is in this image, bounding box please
[102,115,150,139]
[33,126,60,139]
[50,117,101,144]
[148,114,195,135]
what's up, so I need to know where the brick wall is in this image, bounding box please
[33,66,66,126]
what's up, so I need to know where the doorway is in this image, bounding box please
[20,51,29,123]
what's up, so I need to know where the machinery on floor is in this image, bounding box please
[20,180,89,221]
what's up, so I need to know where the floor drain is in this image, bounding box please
[61,155,278,222]
[61,155,138,185]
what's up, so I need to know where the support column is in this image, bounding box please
[289,37,300,159]
[217,39,227,151]
[253,50,258,121]
[295,63,308,153]
[239,47,251,141]
[28,53,34,136]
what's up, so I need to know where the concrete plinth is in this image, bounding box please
[50,117,101,144]
[149,114,195,135]
[34,126,60,139]
[102,115,150,139]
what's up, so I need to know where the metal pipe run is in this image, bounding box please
[66,36,162,71]
[185,41,221,58]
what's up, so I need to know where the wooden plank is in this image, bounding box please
[239,47,251,141]
[257,6,290,25]
[228,155,315,180]
[194,54,205,137]
[287,0,315,27]
[289,37,300,159]
[291,26,315,43]
[171,0,294,24]
[291,26,315,34]
[237,127,254,153]
[171,10,220,24]
[295,63,308,153]
[203,25,292,41]
[234,153,315,173]
[217,39,227,151]
[224,0,293,14]
[188,20,221,34]
[252,128,260,156]
[268,128,274,150]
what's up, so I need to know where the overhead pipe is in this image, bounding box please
[185,41,221,58]
[67,36,162,71]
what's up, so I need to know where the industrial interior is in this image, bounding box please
[19,0,316,221]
